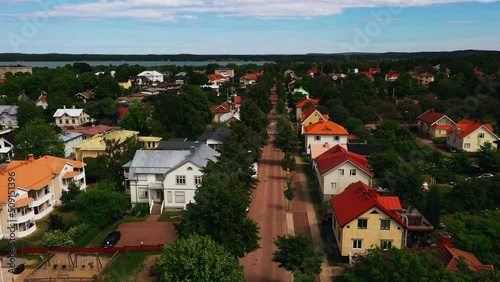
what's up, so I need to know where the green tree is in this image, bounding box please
[102,136,143,191]
[476,142,500,173]
[272,234,323,275]
[273,117,298,153]
[16,99,46,129]
[60,182,83,211]
[281,152,296,172]
[283,175,296,212]
[383,162,423,201]
[119,103,153,135]
[13,118,65,159]
[424,187,441,227]
[187,72,209,85]
[75,181,129,228]
[239,100,269,145]
[48,214,64,231]
[82,157,105,183]
[156,234,247,282]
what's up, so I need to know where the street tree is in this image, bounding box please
[155,234,247,282]
[13,118,65,159]
[273,116,298,153]
[239,100,269,145]
[283,174,295,212]
[281,152,296,172]
[272,234,323,275]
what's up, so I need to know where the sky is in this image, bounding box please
[1,0,499,55]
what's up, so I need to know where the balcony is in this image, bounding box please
[148,182,163,189]
[75,172,85,181]
[32,193,52,207]
[16,223,37,238]
[13,210,34,224]
[33,205,53,220]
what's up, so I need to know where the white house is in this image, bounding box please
[304,120,349,158]
[124,141,219,212]
[0,154,86,238]
[53,106,92,128]
[313,145,373,200]
[137,71,164,83]
[0,105,18,129]
[59,131,84,158]
[446,119,500,152]
[0,129,14,161]
[197,127,232,151]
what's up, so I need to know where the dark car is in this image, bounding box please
[321,210,333,225]
[12,263,25,274]
[101,231,121,248]
[446,146,457,153]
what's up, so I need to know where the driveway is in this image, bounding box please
[415,136,452,157]
[115,222,176,247]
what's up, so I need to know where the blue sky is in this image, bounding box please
[1,0,499,54]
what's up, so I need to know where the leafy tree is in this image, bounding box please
[449,175,500,212]
[273,117,298,153]
[41,224,89,247]
[383,161,423,201]
[16,99,46,129]
[239,100,269,145]
[476,142,500,173]
[102,136,143,191]
[75,181,129,228]
[82,157,105,183]
[246,80,273,114]
[187,72,209,85]
[272,234,323,275]
[48,214,64,231]
[284,175,296,212]
[155,234,247,282]
[344,248,454,282]
[119,103,153,135]
[281,152,296,172]
[13,118,65,159]
[60,182,82,210]
[423,187,441,227]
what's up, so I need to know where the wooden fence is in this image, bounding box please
[6,244,165,255]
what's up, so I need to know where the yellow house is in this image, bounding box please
[74,129,139,160]
[299,106,328,135]
[330,181,407,263]
[446,119,500,152]
[118,79,132,89]
[417,108,455,138]
[139,136,163,149]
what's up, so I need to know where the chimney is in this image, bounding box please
[27,154,34,162]
[438,232,452,247]
[190,145,196,154]
[72,105,75,109]
[63,105,66,109]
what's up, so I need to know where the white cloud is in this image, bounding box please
[1,0,498,21]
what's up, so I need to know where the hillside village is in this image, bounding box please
[0,54,499,281]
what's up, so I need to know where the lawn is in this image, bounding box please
[100,251,161,281]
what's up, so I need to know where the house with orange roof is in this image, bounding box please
[75,89,94,103]
[295,98,320,122]
[304,120,348,156]
[313,145,373,200]
[211,102,232,123]
[410,72,435,85]
[446,119,499,152]
[417,108,455,138]
[298,106,329,135]
[330,181,407,262]
[239,71,263,86]
[0,154,86,238]
[207,74,230,86]
[423,233,494,272]
[215,68,235,78]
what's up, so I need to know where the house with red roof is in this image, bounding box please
[304,120,349,158]
[410,72,435,85]
[299,106,329,135]
[295,98,319,122]
[207,73,230,86]
[211,102,232,123]
[359,68,381,80]
[417,233,494,272]
[65,125,116,140]
[239,71,263,86]
[313,146,373,200]
[308,67,319,77]
[233,95,242,110]
[385,72,400,81]
[446,119,499,152]
[330,181,407,261]
[417,108,455,138]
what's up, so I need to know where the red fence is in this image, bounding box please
[9,244,165,255]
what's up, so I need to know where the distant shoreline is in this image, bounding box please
[0,61,274,68]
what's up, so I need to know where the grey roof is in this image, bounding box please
[157,139,198,150]
[126,144,220,179]
[0,105,18,116]
[197,127,232,143]
[58,131,83,142]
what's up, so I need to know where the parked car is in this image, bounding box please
[321,210,333,225]
[445,146,457,153]
[101,231,121,248]
[476,173,494,179]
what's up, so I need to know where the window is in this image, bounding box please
[352,240,362,249]
[338,169,344,176]
[381,240,392,250]
[478,132,485,138]
[176,175,186,185]
[175,191,185,203]
[167,191,172,203]
[380,219,391,230]
[138,174,147,181]
[350,169,356,176]
[194,176,202,185]
[315,135,320,141]
[72,119,75,124]
[139,190,148,198]
[59,118,62,124]
[334,136,340,141]
[330,182,337,190]
[155,174,163,182]
[357,219,367,229]
[65,119,69,124]
[464,143,471,149]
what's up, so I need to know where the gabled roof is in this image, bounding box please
[300,106,328,123]
[450,119,496,139]
[207,74,228,81]
[66,125,115,138]
[197,127,231,143]
[211,103,231,114]
[417,108,451,125]
[296,98,320,108]
[385,73,400,80]
[53,107,84,118]
[58,131,83,142]
[0,155,85,202]
[220,111,240,123]
[137,70,163,77]
[315,145,373,176]
[0,129,15,144]
[75,90,94,99]
[304,120,348,135]
[293,87,310,96]
[74,130,139,151]
[331,181,406,228]
[0,105,18,116]
[240,71,263,81]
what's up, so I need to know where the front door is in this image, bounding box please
[156,190,163,203]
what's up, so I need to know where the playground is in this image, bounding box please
[24,252,115,281]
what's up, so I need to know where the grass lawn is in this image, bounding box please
[157,210,183,222]
[86,216,145,247]
[101,251,161,282]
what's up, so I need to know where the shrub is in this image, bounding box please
[131,203,150,217]
[41,223,90,247]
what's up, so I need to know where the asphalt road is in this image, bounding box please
[240,86,290,282]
